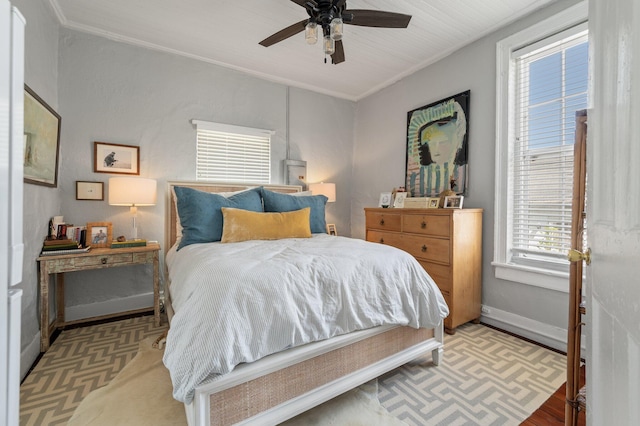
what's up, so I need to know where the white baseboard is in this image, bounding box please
[65,292,154,322]
[480,304,576,353]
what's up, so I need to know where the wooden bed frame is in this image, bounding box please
[164,181,445,426]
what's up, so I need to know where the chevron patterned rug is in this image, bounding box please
[20,317,565,425]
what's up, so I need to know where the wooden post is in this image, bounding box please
[565,110,587,425]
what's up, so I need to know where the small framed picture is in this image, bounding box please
[76,181,104,200]
[427,197,440,209]
[94,141,140,175]
[393,192,408,208]
[379,192,392,208]
[444,195,464,209]
[326,223,337,236]
[86,222,113,248]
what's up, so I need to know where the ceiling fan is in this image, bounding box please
[259,0,412,64]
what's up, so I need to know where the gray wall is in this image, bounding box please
[351,0,582,348]
[13,0,61,378]
[55,30,355,318]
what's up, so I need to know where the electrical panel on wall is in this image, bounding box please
[283,159,307,190]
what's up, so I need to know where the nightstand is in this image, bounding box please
[37,243,161,352]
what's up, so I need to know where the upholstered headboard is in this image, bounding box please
[165,181,302,251]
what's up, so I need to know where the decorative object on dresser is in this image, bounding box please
[75,181,104,200]
[444,195,464,209]
[405,91,470,198]
[326,223,337,236]
[108,177,157,240]
[24,84,61,187]
[393,192,408,208]
[94,141,140,175]
[365,207,483,334]
[378,192,392,208]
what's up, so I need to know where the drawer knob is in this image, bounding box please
[380,238,385,244]
[421,221,427,229]
[101,258,108,264]
[380,218,385,225]
[421,245,427,252]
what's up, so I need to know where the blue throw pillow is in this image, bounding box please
[261,188,328,234]
[175,186,263,250]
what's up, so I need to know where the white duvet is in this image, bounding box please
[163,234,449,404]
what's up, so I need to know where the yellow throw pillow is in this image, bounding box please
[220,207,312,243]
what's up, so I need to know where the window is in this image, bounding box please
[494,3,588,292]
[193,120,272,184]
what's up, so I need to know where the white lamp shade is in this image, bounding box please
[309,182,336,202]
[108,177,157,206]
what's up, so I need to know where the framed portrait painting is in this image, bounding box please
[94,141,140,175]
[405,90,470,197]
[24,85,61,187]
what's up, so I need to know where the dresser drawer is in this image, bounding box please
[365,212,401,232]
[368,231,450,264]
[419,261,452,293]
[73,253,133,267]
[366,230,404,246]
[400,234,450,264]
[402,214,450,238]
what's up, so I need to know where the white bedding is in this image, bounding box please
[163,234,449,404]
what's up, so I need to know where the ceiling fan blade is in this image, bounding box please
[331,40,345,64]
[259,19,308,47]
[290,0,313,7]
[344,9,412,28]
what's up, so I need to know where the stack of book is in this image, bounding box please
[40,238,91,256]
[110,239,147,249]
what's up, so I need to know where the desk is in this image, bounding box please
[37,243,161,352]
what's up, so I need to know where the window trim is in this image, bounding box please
[493,2,588,293]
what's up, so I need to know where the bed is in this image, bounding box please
[163,181,448,426]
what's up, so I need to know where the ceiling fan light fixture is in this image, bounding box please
[305,21,318,44]
[323,35,335,55]
[330,17,343,41]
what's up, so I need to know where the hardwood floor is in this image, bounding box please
[521,366,586,426]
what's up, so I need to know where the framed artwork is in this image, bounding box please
[405,90,470,197]
[24,85,61,187]
[427,197,440,209]
[86,222,113,248]
[76,181,104,200]
[326,223,337,236]
[444,195,464,209]
[378,192,392,208]
[94,141,140,175]
[393,192,408,208]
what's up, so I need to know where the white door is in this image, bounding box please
[587,0,640,424]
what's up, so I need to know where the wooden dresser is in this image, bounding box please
[364,208,483,334]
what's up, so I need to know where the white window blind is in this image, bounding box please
[193,120,272,184]
[510,26,588,271]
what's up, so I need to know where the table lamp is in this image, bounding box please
[108,177,157,240]
[309,182,336,202]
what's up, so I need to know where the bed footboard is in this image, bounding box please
[187,323,444,426]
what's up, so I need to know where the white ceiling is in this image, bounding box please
[48,0,557,101]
